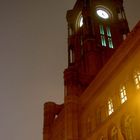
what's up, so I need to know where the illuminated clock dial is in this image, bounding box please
[96,9,109,19]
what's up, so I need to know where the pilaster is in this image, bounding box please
[64,95,79,140]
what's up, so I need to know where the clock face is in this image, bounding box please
[96,9,109,19]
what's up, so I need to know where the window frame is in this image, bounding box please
[133,71,140,90]
[99,24,114,48]
[120,85,127,104]
[108,98,114,115]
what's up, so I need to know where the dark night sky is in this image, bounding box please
[0,0,139,140]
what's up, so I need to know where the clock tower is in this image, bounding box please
[43,1,140,140]
[64,0,129,96]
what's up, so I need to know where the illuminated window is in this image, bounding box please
[134,71,140,89]
[79,15,83,27]
[99,25,113,48]
[108,99,114,115]
[120,86,127,104]
[100,25,106,47]
[106,26,111,37]
[69,48,75,64]
[108,38,113,48]
[100,25,105,35]
[76,12,83,29]
[107,26,114,48]
[101,35,106,46]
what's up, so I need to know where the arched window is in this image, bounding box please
[133,70,140,90]
[106,26,113,48]
[99,24,106,47]
[79,15,83,27]
[120,85,127,104]
[108,98,114,115]
[76,12,83,29]
[68,47,75,64]
[99,24,114,48]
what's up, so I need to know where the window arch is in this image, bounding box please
[133,70,140,90]
[99,24,114,48]
[120,85,127,104]
[108,98,114,115]
[68,46,75,64]
[79,15,83,27]
[76,12,83,30]
[99,24,106,47]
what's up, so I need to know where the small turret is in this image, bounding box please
[43,102,63,140]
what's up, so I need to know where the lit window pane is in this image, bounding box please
[99,25,104,35]
[120,86,127,104]
[134,71,140,89]
[101,35,106,46]
[79,16,83,27]
[121,92,124,98]
[108,38,114,48]
[135,79,138,84]
[108,99,114,115]
[106,26,111,37]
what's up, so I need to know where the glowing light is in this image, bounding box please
[120,86,127,104]
[108,99,114,115]
[79,16,83,27]
[97,9,109,19]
